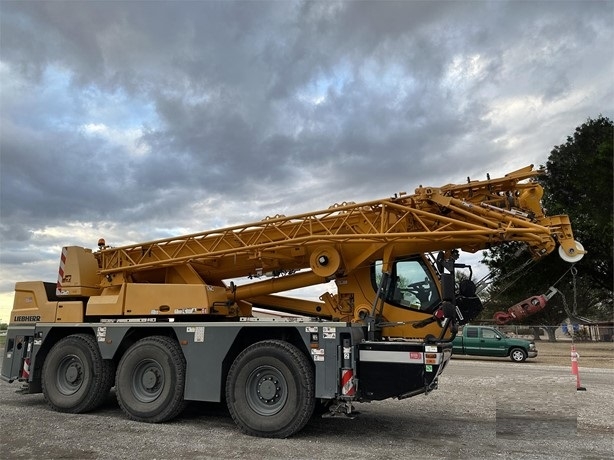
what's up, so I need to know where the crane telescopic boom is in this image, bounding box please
[53,165,581,334]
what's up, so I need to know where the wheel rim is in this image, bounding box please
[245,365,288,416]
[131,359,164,402]
[512,350,523,361]
[55,354,85,395]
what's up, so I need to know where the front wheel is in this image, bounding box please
[226,340,315,438]
[42,334,114,413]
[510,347,528,362]
[115,336,186,422]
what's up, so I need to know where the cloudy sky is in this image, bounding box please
[1,1,613,322]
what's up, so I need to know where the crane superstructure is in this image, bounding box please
[1,165,583,438]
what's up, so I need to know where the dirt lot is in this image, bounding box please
[1,337,612,459]
[1,357,613,460]
[533,340,614,368]
[452,339,614,368]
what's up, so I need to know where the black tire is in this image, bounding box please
[42,334,115,413]
[226,340,315,438]
[510,347,528,362]
[115,336,186,423]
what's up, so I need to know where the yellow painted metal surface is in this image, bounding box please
[55,301,85,323]
[10,282,57,324]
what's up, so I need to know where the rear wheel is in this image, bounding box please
[115,336,186,422]
[42,334,114,413]
[510,347,528,362]
[226,340,315,438]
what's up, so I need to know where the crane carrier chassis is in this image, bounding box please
[5,316,451,437]
[1,166,582,438]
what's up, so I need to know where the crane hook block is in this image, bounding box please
[310,246,341,277]
[493,294,548,325]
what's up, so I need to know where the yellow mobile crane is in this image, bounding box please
[1,165,583,437]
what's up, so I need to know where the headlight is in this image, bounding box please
[529,343,536,350]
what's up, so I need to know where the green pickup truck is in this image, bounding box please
[452,325,538,362]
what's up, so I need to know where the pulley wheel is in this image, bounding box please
[558,240,585,263]
[309,246,341,277]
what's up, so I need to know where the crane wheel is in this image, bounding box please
[42,334,114,413]
[226,340,315,438]
[115,336,186,423]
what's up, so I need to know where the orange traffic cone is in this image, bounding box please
[570,344,586,391]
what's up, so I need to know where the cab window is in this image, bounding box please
[481,329,500,340]
[465,327,478,338]
[372,257,441,311]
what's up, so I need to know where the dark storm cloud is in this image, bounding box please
[0,0,612,319]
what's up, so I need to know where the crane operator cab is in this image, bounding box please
[371,253,483,336]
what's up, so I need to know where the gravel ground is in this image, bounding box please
[1,351,613,460]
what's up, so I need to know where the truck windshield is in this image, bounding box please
[372,257,441,312]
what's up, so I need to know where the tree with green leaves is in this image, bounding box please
[541,115,613,290]
[480,116,613,340]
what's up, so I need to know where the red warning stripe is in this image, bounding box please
[21,357,30,380]
[56,247,68,295]
[341,369,356,396]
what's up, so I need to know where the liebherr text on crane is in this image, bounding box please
[1,165,583,438]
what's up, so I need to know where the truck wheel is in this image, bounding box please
[115,336,186,423]
[510,347,528,362]
[226,340,315,438]
[42,334,114,413]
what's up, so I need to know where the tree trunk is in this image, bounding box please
[544,326,557,342]
[530,326,542,341]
